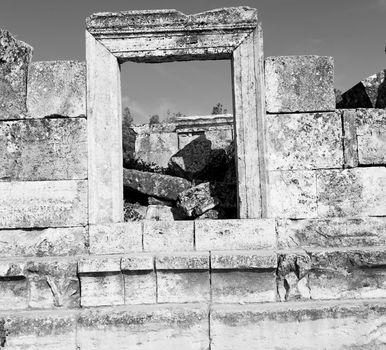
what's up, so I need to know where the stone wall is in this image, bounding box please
[1,9,386,349]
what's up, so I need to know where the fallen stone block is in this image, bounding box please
[211,300,386,350]
[265,55,335,113]
[195,219,276,251]
[211,251,277,303]
[267,170,317,218]
[156,252,210,303]
[266,112,343,170]
[89,222,142,254]
[27,60,86,117]
[196,208,227,220]
[169,134,227,180]
[143,220,194,252]
[0,29,33,119]
[338,70,386,108]
[317,167,386,217]
[0,118,87,181]
[121,254,156,305]
[123,168,191,201]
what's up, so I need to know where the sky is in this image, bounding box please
[1,0,385,124]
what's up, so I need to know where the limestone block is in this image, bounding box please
[211,251,277,303]
[0,278,28,310]
[156,253,210,303]
[89,222,142,254]
[178,132,204,150]
[134,132,178,169]
[267,170,317,218]
[121,254,156,304]
[211,300,386,350]
[3,310,77,350]
[80,273,124,307]
[79,257,123,307]
[307,249,386,300]
[355,109,386,165]
[205,128,234,149]
[338,70,386,108]
[0,29,33,120]
[123,168,191,201]
[0,118,87,181]
[145,205,174,221]
[143,220,194,252]
[27,61,86,117]
[317,167,386,217]
[277,217,386,249]
[265,55,335,113]
[195,219,276,251]
[0,180,87,228]
[0,226,88,257]
[341,109,358,167]
[25,260,79,309]
[266,112,343,170]
[77,304,209,350]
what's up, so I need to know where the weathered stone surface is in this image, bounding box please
[178,182,220,217]
[195,219,276,251]
[77,304,209,350]
[267,170,317,218]
[121,256,156,305]
[3,309,77,349]
[145,205,174,221]
[341,109,358,167]
[317,167,386,217]
[338,70,386,109]
[265,56,335,113]
[0,118,87,181]
[134,131,178,169]
[78,257,121,273]
[89,222,142,254]
[0,180,87,228]
[307,249,386,300]
[266,112,343,170]
[211,251,277,269]
[265,55,335,113]
[123,168,191,201]
[26,260,79,309]
[156,253,210,304]
[0,278,28,310]
[80,273,124,307]
[143,220,194,251]
[176,114,233,133]
[27,61,86,117]
[211,300,386,350]
[0,29,33,119]
[277,217,386,249]
[0,227,88,257]
[123,201,147,222]
[196,208,227,220]
[148,196,174,206]
[355,109,386,165]
[169,135,227,181]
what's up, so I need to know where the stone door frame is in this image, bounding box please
[86,7,267,224]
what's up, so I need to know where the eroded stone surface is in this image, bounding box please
[0,29,33,119]
[265,55,335,113]
[0,118,87,181]
[266,112,343,170]
[195,219,276,251]
[267,170,317,218]
[317,168,386,217]
[123,168,191,201]
[27,61,86,117]
[145,205,174,221]
[0,180,87,228]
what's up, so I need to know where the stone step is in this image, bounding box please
[1,299,386,349]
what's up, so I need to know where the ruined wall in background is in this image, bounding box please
[1,11,386,348]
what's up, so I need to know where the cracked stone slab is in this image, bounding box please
[0,29,33,120]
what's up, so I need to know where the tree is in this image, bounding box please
[211,102,227,115]
[149,114,160,125]
[166,109,185,123]
[122,106,133,126]
[122,106,135,167]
